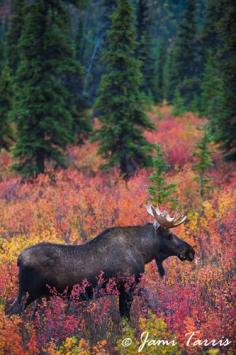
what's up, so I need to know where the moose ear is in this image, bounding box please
[146,204,154,217]
[146,204,160,229]
[153,220,160,229]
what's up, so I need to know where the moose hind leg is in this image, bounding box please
[119,286,134,320]
[24,293,40,310]
[23,281,47,311]
[6,287,27,315]
[30,297,45,320]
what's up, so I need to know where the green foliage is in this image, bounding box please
[11,1,78,177]
[70,0,202,105]
[75,17,85,61]
[201,0,222,56]
[167,0,200,108]
[172,89,185,116]
[193,128,213,199]
[71,95,91,145]
[136,0,156,100]
[213,0,236,161]
[164,47,174,103]
[200,51,223,121]
[67,0,88,7]
[69,17,92,144]
[188,94,201,115]
[94,0,154,178]
[155,40,167,104]
[148,144,177,207]
[102,0,117,27]
[0,37,6,72]
[0,0,234,175]
[6,0,26,76]
[0,65,13,150]
[81,0,117,104]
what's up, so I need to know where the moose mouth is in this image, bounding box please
[178,251,195,262]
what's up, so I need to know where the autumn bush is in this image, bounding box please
[0,107,235,354]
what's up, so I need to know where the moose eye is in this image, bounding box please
[166,234,172,240]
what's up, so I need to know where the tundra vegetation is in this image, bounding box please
[0,106,235,354]
[0,0,235,354]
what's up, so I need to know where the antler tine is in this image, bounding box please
[146,204,187,228]
[172,208,187,225]
[173,212,184,223]
[173,215,187,226]
[153,206,174,228]
[155,206,187,228]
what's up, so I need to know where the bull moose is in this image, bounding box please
[8,205,195,319]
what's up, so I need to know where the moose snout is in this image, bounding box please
[178,246,195,262]
[186,248,195,261]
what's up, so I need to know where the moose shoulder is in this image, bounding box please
[7,205,195,319]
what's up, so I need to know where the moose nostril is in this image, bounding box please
[189,251,194,260]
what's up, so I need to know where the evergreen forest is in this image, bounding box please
[0,1,235,354]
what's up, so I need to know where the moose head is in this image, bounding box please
[146,204,195,276]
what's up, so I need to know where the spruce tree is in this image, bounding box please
[0,65,13,150]
[165,47,175,103]
[83,0,117,102]
[198,0,223,102]
[200,51,222,121]
[136,0,155,99]
[201,0,223,58]
[155,40,167,104]
[0,37,6,72]
[75,17,85,62]
[167,0,200,107]
[66,62,91,144]
[12,1,77,177]
[102,0,117,28]
[7,0,26,76]
[94,0,153,178]
[68,19,91,144]
[172,89,185,116]
[214,0,236,160]
[148,144,177,207]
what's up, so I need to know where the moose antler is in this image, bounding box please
[146,204,187,228]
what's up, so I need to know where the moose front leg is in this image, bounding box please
[156,260,165,277]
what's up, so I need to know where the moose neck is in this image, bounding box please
[133,223,160,265]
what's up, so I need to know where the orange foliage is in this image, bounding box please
[145,111,204,168]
